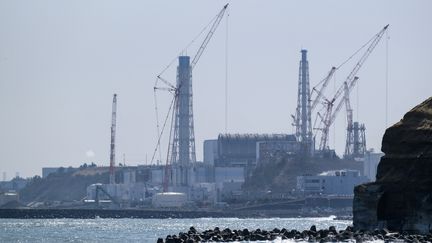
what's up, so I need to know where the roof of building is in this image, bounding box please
[218,133,296,141]
[319,169,360,176]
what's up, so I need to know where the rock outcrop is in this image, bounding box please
[353,97,432,234]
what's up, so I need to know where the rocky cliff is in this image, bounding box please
[353,97,432,234]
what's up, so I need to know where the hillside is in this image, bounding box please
[20,169,109,203]
[243,156,363,192]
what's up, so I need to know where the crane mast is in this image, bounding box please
[109,94,117,184]
[317,24,389,151]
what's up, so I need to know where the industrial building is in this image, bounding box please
[204,133,297,167]
[296,169,368,195]
[363,151,384,181]
[0,192,19,207]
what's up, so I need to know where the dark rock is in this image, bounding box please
[157,238,164,243]
[193,235,202,242]
[319,229,329,238]
[354,97,432,234]
[165,238,175,243]
[189,226,197,234]
[310,225,317,232]
[329,226,337,234]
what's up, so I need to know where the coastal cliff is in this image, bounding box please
[353,97,432,233]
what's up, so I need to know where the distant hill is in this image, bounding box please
[19,168,110,203]
[243,156,363,192]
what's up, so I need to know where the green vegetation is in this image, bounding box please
[243,156,363,192]
[20,169,109,203]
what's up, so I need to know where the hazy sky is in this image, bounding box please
[1,1,431,178]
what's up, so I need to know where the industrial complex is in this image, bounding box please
[1,4,388,212]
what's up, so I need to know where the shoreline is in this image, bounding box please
[0,208,351,219]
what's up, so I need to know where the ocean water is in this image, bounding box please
[0,217,356,242]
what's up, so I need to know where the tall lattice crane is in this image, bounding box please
[316,24,389,151]
[310,67,336,112]
[109,94,117,184]
[152,4,229,192]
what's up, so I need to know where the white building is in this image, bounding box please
[203,139,218,165]
[363,152,384,181]
[297,169,368,195]
[152,192,187,208]
[0,192,19,207]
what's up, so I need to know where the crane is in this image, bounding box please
[191,3,228,70]
[151,4,229,192]
[316,24,389,151]
[154,3,228,89]
[344,80,354,156]
[310,66,336,111]
[292,66,335,132]
[109,94,117,184]
[318,77,358,150]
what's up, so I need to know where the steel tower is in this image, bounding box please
[170,56,196,187]
[109,94,117,184]
[345,121,367,159]
[157,4,228,191]
[295,50,313,156]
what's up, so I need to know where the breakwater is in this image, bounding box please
[0,208,230,219]
[161,225,432,242]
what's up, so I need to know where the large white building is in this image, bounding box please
[297,169,368,195]
[363,152,384,181]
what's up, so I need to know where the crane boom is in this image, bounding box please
[329,77,359,125]
[311,67,336,111]
[325,25,388,115]
[317,24,388,151]
[342,24,388,93]
[190,4,228,70]
[319,77,358,150]
[109,94,117,184]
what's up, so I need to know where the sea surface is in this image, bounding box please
[0,217,359,242]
